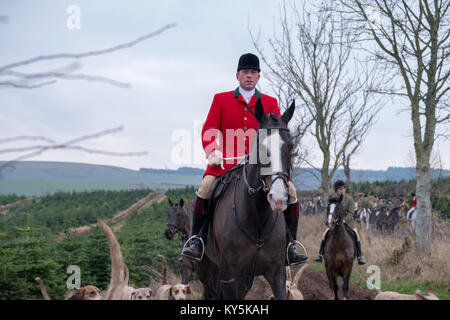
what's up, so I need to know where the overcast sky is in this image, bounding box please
[1,0,449,172]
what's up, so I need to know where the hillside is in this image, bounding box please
[0,161,449,196]
[0,161,202,196]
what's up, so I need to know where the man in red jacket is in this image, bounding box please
[182,53,308,265]
[407,192,417,220]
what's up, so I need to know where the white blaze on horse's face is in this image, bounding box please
[328,203,336,224]
[261,129,288,212]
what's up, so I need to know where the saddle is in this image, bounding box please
[207,164,243,217]
[325,223,357,258]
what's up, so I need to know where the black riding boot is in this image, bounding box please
[355,241,367,265]
[314,239,326,263]
[284,201,308,265]
[182,193,208,260]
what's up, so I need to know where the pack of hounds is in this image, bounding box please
[34,220,190,300]
[33,217,312,301]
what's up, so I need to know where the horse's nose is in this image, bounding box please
[268,190,288,202]
[267,190,288,212]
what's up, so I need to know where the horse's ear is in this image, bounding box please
[168,198,173,207]
[255,99,267,124]
[179,198,184,207]
[281,100,295,124]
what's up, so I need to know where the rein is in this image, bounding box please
[231,169,280,292]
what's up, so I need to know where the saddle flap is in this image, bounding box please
[207,166,241,216]
[344,225,358,257]
[204,167,241,266]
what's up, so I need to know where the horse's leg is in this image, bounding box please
[217,260,239,300]
[266,264,287,300]
[181,257,193,285]
[342,274,350,300]
[198,255,218,300]
[328,276,339,300]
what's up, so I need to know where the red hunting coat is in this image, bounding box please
[202,87,281,178]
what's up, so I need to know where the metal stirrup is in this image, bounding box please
[286,240,308,265]
[181,235,205,262]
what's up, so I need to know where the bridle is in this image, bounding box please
[166,206,187,238]
[328,201,343,227]
[242,102,291,196]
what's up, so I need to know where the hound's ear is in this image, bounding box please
[415,290,428,300]
[255,99,267,124]
[180,198,184,207]
[185,285,191,294]
[168,198,173,207]
[70,288,85,300]
[281,100,295,124]
[169,285,176,297]
[131,292,136,299]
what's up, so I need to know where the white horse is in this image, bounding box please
[407,207,417,231]
[359,208,371,230]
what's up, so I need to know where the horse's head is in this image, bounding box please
[165,198,185,240]
[250,99,296,212]
[326,195,344,229]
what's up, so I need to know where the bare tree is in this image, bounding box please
[251,1,382,204]
[258,70,315,182]
[342,108,379,193]
[340,0,450,254]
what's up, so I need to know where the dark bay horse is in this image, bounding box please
[165,198,189,243]
[164,198,196,285]
[376,207,399,233]
[198,99,297,300]
[323,196,355,300]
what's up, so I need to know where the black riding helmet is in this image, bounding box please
[333,180,345,191]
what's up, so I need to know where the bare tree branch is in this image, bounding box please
[0,80,57,89]
[0,23,176,89]
[2,70,131,88]
[0,127,147,172]
[0,136,56,145]
[0,23,176,73]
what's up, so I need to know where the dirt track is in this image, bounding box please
[54,192,161,241]
[0,197,38,212]
[244,264,375,300]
